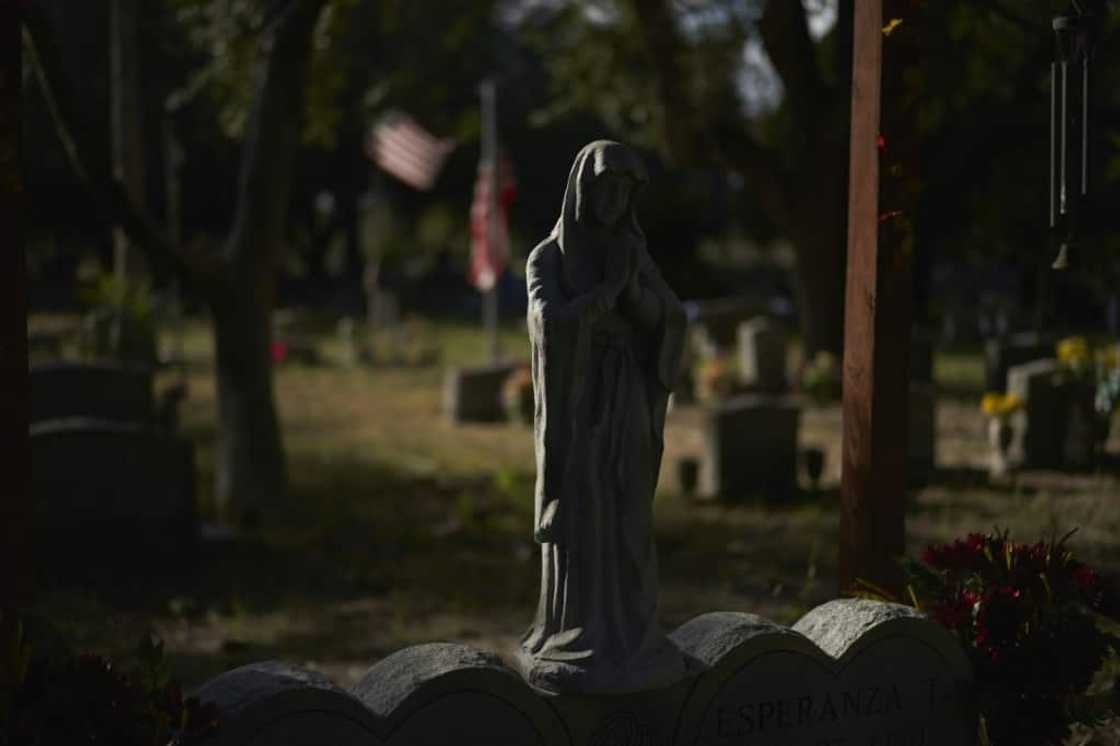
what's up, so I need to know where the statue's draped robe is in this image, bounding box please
[521,230,686,691]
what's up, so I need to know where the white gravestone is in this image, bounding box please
[738,317,788,393]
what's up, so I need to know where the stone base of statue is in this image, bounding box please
[190,599,976,746]
[517,634,686,695]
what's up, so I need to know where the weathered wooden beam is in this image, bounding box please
[839,0,921,597]
[1,0,32,610]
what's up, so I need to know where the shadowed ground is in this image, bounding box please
[28,316,1120,742]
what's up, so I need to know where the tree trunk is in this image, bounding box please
[788,200,847,357]
[211,0,324,520]
[25,0,326,524]
[214,286,285,522]
[627,0,853,358]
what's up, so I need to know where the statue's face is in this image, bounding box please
[591,172,633,227]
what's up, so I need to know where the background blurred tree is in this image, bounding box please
[24,0,526,518]
[25,0,331,521]
[512,0,1120,350]
[513,0,853,356]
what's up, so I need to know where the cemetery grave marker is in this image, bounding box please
[700,394,801,500]
[30,418,197,570]
[194,600,974,746]
[444,361,523,423]
[737,316,788,393]
[30,361,154,426]
[1006,357,1097,470]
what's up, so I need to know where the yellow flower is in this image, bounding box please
[1002,393,1025,414]
[1096,344,1120,372]
[981,392,1024,418]
[1057,336,1090,366]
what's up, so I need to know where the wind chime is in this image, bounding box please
[1049,1,1105,270]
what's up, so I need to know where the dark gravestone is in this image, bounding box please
[1007,359,1098,471]
[1007,359,1065,469]
[700,395,801,500]
[444,362,522,423]
[984,333,1054,393]
[30,418,196,569]
[30,362,154,426]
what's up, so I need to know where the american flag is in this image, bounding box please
[470,151,516,291]
[366,112,455,191]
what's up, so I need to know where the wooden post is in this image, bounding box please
[1,0,32,610]
[839,0,921,597]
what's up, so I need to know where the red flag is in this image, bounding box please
[469,151,516,291]
[366,112,455,191]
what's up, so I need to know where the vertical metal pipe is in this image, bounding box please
[1060,60,1069,215]
[1050,62,1058,228]
[1081,55,1089,197]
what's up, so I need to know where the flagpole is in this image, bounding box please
[480,78,501,364]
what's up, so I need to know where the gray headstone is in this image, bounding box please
[700,394,800,500]
[30,418,196,569]
[672,600,975,746]
[985,332,1054,392]
[444,362,523,423]
[194,662,380,746]
[737,317,788,393]
[191,600,975,746]
[30,362,154,426]
[908,383,936,486]
[354,643,568,746]
[1007,359,1065,469]
[195,647,568,746]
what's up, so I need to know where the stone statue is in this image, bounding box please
[519,140,688,694]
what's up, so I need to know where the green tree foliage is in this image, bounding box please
[524,1,1120,335]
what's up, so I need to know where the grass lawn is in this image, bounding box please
[28,314,1120,742]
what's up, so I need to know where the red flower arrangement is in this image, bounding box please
[1,618,220,746]
[904,529,1120,746]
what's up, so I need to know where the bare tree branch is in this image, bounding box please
[22,6,219,299]
[624,0,796,226]
[624,0,702,161]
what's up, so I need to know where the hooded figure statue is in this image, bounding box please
[519,140,687,694]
